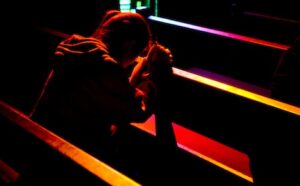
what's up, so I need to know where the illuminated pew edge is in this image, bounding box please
[0,100,141,186]
[148,15,289,51]
[131,115,253,183]
[172,67,300,116]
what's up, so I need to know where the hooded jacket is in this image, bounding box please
[32,34,157,154]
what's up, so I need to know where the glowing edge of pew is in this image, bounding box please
[131,115,253,183]
[133,67,300,184]
[148,15,289,51]
[0,100,141,186]
[172,67,300,116]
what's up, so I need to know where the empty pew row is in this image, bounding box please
[148,15,290,90]
[0,99,141,186]
[166,67,300,185]
[156,1,300,45]
[240,10,300,45]
[131,113,254,184]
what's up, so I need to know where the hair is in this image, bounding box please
[92,10,152,62]
[97,10,121,29]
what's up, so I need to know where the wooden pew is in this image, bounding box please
[168,67,300,185]
[155,1,300,45]
[0,99,141,186]
[148,16,289,90]
[0,97,253,186]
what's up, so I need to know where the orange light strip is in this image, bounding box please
[173,124,253,183]
[131,115,253,183]
[131,118,156,136]
[177,144,252,182]
[0,100,141,186]
[148,16,290,51]
[173,67,300,116]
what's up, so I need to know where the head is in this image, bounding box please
[92,10,152,68]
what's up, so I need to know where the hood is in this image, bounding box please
[54,34,117,65]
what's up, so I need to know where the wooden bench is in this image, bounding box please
[168,67,300,185]
[148,15,289,90]
[0,99,141,186]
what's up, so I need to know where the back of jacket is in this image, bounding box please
[32,34,156,157]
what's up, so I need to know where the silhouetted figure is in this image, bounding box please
[271,36,300,106]
[31,10,174,181]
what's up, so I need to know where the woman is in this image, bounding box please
[31,10,173,165]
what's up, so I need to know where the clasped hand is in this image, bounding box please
[129,43,173,85]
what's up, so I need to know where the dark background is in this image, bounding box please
[1,1,300,185]
[2,0,299,113]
